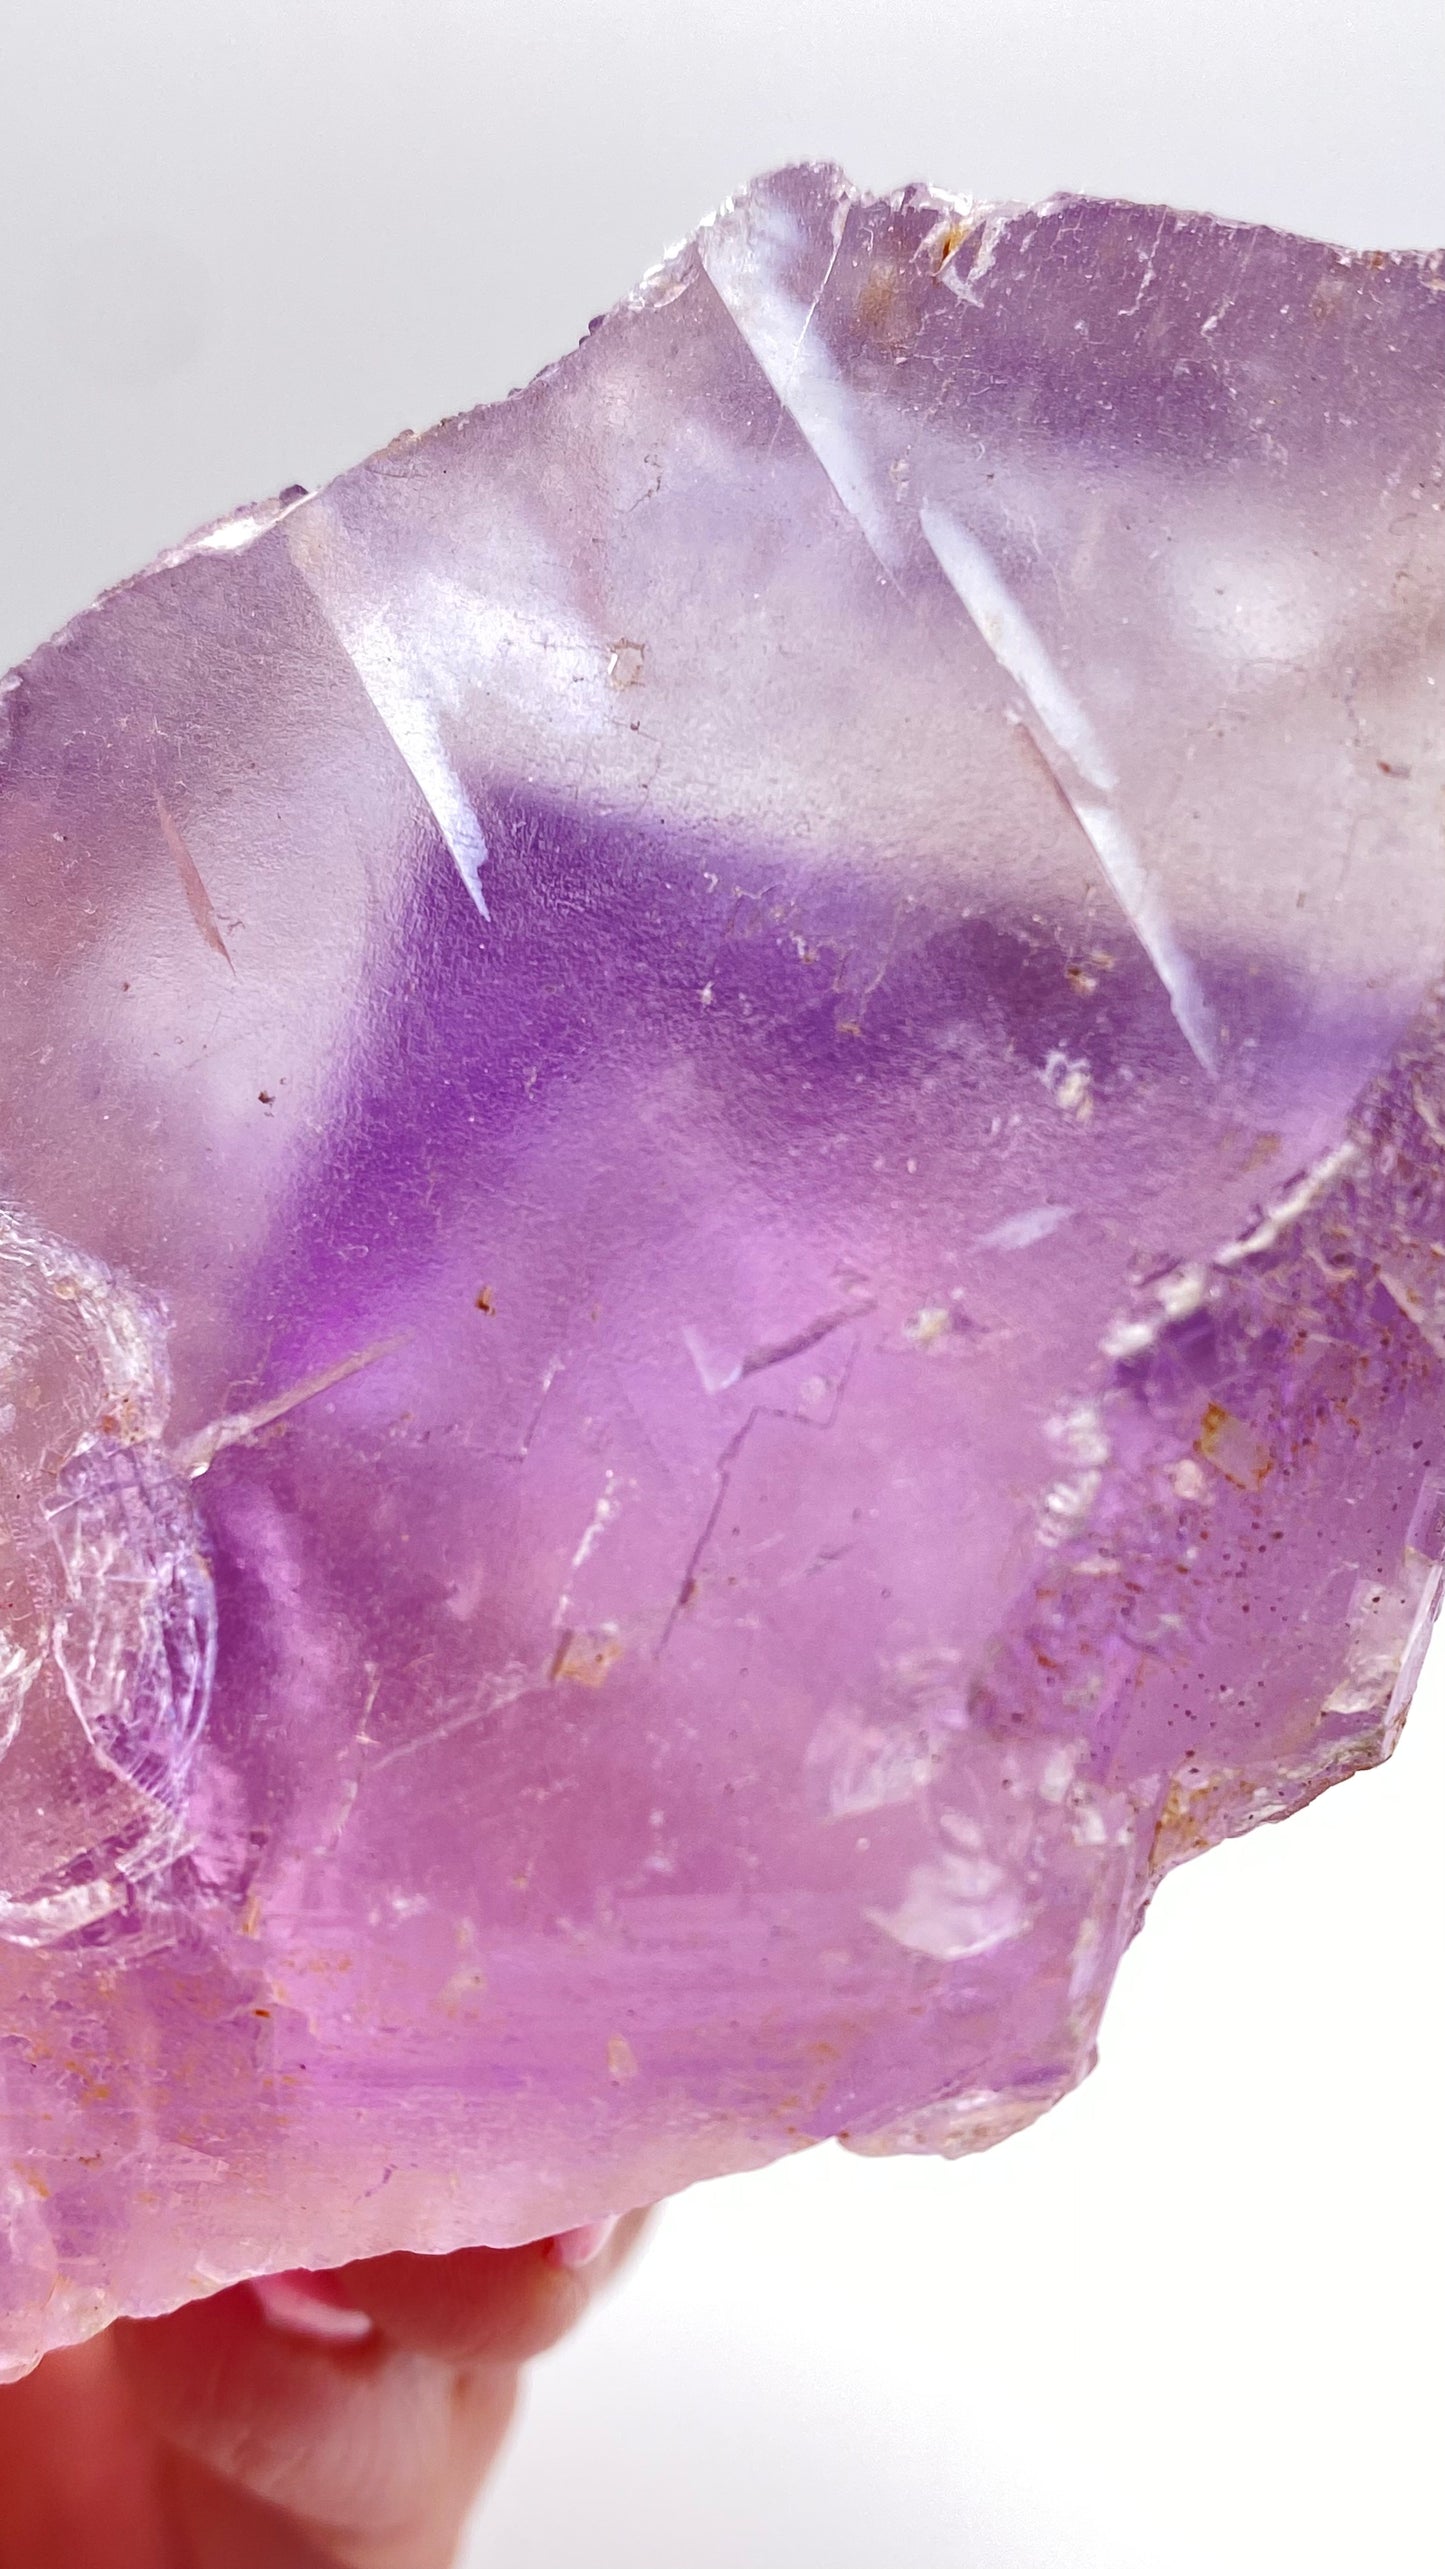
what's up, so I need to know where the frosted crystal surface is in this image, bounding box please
[1,166,1443,2374]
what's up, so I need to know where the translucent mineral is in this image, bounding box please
[1,165,1443,2375]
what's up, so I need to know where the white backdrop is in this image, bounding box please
[0,7,1440,2564]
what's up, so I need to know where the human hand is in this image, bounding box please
[0,2215,646,2568]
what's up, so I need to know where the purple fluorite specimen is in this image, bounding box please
[2,166,1444,2372]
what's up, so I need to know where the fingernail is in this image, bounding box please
[248,2270,375,2344]
[548,2216,619,2271]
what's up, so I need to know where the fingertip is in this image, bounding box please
[339,2239,594,2366]
[546,2215,620,2271]
[111,2283,455,2540]
[249,2270,376,2345]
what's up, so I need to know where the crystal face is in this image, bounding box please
[1,165,1443,2374]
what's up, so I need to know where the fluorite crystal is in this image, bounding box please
[1,165,1443,2375]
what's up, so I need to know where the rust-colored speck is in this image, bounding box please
[855,260,916,352]
[550,1627,624,1686]
[930,220,972,272]
[1197,1401,1273,1491]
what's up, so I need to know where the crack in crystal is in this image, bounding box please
[659,1336,863,1653]
[699,195,905,577]
[658,1411,763,1653]
[287,504,492,920]
[761,218,847,462]
[936,200,1025,307]
[688,1301,873,1394]
[154,793,234,971]
[919,500,1219,1078]
[172,1333,411,1480]
[738,1301,873,1381]
[364,1664,535,1779]
[504,1354,564,1464]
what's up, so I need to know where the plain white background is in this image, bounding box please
[0,7,1441,2564]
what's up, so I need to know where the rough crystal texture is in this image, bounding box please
[1,166,1443,2375]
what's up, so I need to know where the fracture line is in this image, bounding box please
[657,1411,761,1653]
[173,1333,410,1479]
[288,508,491,920]
[155,794,234,970]
[700,208,904,575]
[919,499,1218,1078]
[739,1301,871,1380]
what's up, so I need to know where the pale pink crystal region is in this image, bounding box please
[1,167,1443,2375]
